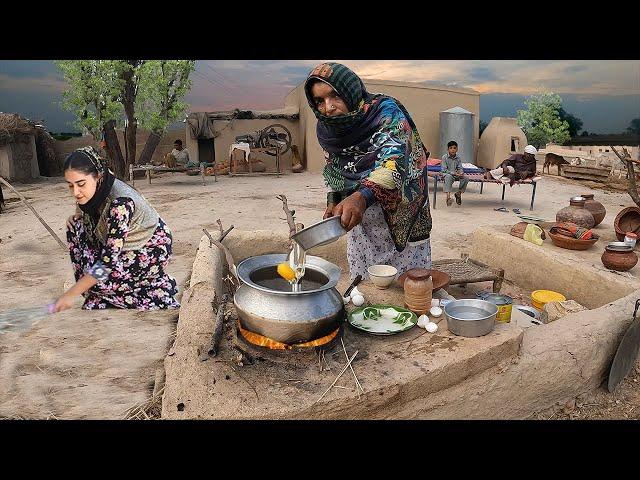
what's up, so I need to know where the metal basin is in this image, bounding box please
[234,254,344,344]
[444,299,497,337]
[290,216,347,251]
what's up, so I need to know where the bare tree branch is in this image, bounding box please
[276,194,297,241]
[612,146,640,208]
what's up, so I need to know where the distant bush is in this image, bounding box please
[50,132,82,141]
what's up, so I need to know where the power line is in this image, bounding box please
[192,69,234,99]
[201,62,250,97]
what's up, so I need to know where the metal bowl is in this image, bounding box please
[606,241,633,252]
[444,299,497,337]
[290,216,347,251]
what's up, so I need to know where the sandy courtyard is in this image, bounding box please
[0,167,635,418]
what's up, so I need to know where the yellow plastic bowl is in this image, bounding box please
[531,290,566,310]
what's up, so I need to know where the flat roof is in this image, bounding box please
[288,78,480,97]
[363,79,480,96]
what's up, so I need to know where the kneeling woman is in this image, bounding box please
[53,147,180,312]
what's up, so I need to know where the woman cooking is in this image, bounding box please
[304,62,432,280]
[52,146,180,312]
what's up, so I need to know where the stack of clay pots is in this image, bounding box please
[556,196,595,229]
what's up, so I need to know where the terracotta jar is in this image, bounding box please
[556,196,595,229]
[580,194,606,226]
[404,268,433,315]
[601,243,638,272]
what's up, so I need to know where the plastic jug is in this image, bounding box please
[523,223,544,246]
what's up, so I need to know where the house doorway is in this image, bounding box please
[510,137,520,153]
[198,138,215,165]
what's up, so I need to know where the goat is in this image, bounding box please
[543,153,569,175]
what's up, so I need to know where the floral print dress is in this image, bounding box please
[67,197,180,310]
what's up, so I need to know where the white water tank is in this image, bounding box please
[439,106,475,163]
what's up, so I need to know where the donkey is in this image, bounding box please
[543,152,569,175]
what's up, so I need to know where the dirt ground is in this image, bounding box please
[0,164,637,419]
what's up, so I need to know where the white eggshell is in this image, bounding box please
[431,299,441,307]
[426,322,438,333]
[351,286,362,297]
[343,295,351,305]
[352,295,365,307]
[429,306,443,317]
[417,314,428,328]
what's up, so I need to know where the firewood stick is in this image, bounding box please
[0,176,66,250]
[276,194,297,239]
[313,350,358,405]
[203,229,239,285]
[207,295,228,357]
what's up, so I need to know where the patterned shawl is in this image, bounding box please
[304,62,432,252]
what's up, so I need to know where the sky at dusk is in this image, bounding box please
[0,60,638,134]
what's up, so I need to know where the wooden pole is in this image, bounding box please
[0,176,66,250]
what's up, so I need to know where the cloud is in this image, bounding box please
[467,66,501,82]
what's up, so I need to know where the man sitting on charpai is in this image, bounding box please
[485,144,539,185]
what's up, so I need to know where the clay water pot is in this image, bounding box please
[403,268,433,316]
[601,243,638,272]
[580,194,606,226]
[556,196,595,229]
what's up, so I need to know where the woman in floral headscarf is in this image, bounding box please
[304,62,432,279]
[52,146,180,312]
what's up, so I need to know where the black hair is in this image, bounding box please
[447,141,458,148]
[174,139,183,146]
[63,150,98,176]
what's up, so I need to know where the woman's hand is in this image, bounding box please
[52,292,76,313]
[323,203,337,220]
[66,213,81,230]
[333,192,366,231]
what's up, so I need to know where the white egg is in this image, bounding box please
[352,294,365,307]
[429,306,443,318]
[417,314,428,328]
[431,298,441,307]
[343,295,351,305]
[351,286,362,298]
[426,322,438,333]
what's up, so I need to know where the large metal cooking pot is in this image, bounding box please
[233,253,344,344]
[444,299,497,337]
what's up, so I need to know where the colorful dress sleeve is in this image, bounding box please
[84,197,135,283]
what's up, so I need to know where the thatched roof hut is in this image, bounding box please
[0,113,36,145]
[0,112,40,181]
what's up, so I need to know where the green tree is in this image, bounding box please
[557,107,583,137]
[56,60,195,179]
[136,61,195,165]
[627,118,640,135]
[516,92,571,148]
[56,60,127,176]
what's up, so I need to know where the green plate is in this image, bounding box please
[347,304,418,335]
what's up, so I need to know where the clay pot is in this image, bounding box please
[403,268,433,315]
[556,197,595,229]
[601,244,638,272]
[614,206,640,242]
[580,194,606,226]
